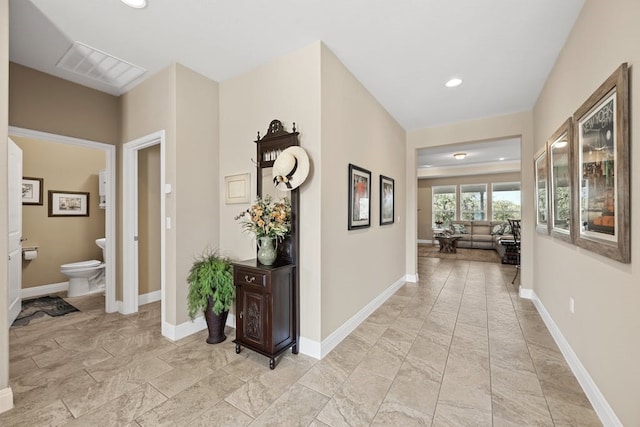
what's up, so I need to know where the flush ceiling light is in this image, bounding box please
[445,78,463,88]
[499,157,505,161]
[453,152,467,160]
[120,0,147,8]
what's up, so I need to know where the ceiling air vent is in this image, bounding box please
[56,41,146,89]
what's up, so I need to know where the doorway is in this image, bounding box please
[122,130,166,324]
[8,127,117,313]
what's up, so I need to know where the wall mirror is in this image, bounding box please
[548,118,573,242]
[255,119,300,265]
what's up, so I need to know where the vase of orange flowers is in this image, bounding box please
[235,195,291,265]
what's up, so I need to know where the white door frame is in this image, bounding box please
[8,127,118,313]
[122,130,165,319]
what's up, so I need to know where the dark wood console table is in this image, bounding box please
[232,259,298,369]
[436,235,462,254]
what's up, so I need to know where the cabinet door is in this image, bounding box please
[238,285,269,352]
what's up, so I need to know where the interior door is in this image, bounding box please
[8,138,23,325]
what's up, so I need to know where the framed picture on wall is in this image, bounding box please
[534,147,549,234]
[348,163,371,230]
[572,63,630,263]
[224,173,251,204]
[379,175,394,225]
[22,177,43,205]
[48,190,90,217]
[548,118,573,243]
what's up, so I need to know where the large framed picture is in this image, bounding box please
[48,190,90,217]
[548,118,573,242]
[534,147,549,235]
[379,175,394,225]
[22,177,43,205]
[348,163,371,230]
[573,63,629,263]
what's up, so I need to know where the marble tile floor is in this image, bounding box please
[2,258,601,426]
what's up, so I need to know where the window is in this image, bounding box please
[492,182,521,220]
[432,185,456,227]
[460,184,487,220]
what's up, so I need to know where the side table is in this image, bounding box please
[435,235,462,254]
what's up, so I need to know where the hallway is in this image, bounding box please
[1,257,600,425]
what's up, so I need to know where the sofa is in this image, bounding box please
[449,220,514,257]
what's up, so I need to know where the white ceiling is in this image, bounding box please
[9,0,584,133]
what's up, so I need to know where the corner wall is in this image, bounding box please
[219,42,323,343]
[320,44,406,339]
[532,0,640,424]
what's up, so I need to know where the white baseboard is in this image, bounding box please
[529,291,622,427]
[298,337,321,359]
[0,387,13,414]
[21,282,68,299]
[518,286,533,299]
[417,239,431,244]
[317,275,407,359]
[405,273,418,283]
[138,290,161,306]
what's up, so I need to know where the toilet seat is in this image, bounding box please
[61,260,103,270]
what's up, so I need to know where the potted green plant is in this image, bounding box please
[187,249,235,344]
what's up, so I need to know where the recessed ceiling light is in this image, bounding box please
[445,78,462,88]
[499,157,505,161]
[120,0,147,8]
[453,153,466,160]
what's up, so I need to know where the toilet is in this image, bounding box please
[61,238,106,298]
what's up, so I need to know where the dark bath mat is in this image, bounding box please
[12,295,79,327]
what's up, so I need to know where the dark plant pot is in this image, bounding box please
[204,297,228,344]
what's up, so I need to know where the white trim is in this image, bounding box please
[405,273,418,283]
[417,239,431,244]
[20,282,69,299]
[8,127,117,313]
[317,275,407,359]
[162,312,236,342]
[0,387,14,414]
[530,291,622,427]
[122,131,166,324]
[138,290,161,306]
[518,286,533,299]
[298,337,321,359]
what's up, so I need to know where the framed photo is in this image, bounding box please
[348,163,371,230]
[224,173,250,204]
[573,63,629,263]
[22,177,43,205]
[534,147,549,235]
[379,175,394,225]
[548,118,573,242]
[48,191,90,217]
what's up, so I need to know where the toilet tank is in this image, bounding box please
[95,238,106,263]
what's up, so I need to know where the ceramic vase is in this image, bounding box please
[257,236,277,265]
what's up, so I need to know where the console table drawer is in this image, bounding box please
[235,268,267,288]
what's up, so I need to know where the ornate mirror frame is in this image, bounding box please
[255,119,300,265]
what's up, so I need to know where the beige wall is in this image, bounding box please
[320,44,406,338]
[219,42,322,341]
[174,64,219,325]
[532,0,640,424]
[122,63,219,324]
[9,63,120,145]
[417,172,521,240]
[1,0,11,406]
[138,144,161,295]
[14,136,105,288]
[407,112,533,288]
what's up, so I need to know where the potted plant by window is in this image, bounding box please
[235,195,291,266]
[187,249,235,344]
